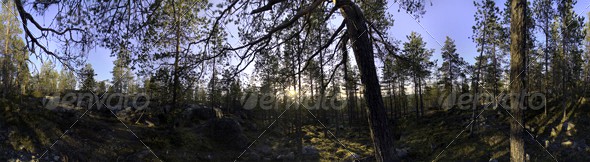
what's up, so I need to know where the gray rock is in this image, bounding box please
[206,154,213,160]
[395,148,409,158]
[185,106,224,121]
[302,146,319,157]
[277,152,295,160]
[257,145,272,155]
[248,152,261,161]
[204,118,248,148]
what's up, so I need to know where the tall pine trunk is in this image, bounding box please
[509,0,526,161]
[543,13,549,117]
[413,74,419,118]
[471,11,487,136]
[418,77,424,117]
[296,35,303,158]
[172,0,181,108]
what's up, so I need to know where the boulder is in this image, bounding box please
[42,96,60,110]
[243,121,258,131]
[395,148,409,159]
[302,146,319,157]
[276,152,295,161]
[204,118,248,148]
[116,107,136,121]
[246,152,261,161]
[185,106,223,121]
[256,145,272,155]
[576,139,588,151]
[234,110,250,120]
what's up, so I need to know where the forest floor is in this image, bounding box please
[0,97,372,161]
[0,96,589,161]
[398,97,590,161]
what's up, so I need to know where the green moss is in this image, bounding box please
[8,131,36,153]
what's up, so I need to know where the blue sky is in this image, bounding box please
[388,0,480,64]
[20,0,590,82]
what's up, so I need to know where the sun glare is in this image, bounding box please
[288,89,298,96]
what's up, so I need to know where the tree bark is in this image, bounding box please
[296,35,303,158]
[470,11,487,136]
[543,12,549,117]
[509,0,526,161]
[389,82,395,119]
[492,43,498,100]
[449,61,453,93]
[337,0,395,161]
[401,79,406,116]
[413,75,419,118]
[172,0,181,108]
[418,77,424,117]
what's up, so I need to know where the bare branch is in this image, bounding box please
[250,0,287,14]
[295,20,346,75]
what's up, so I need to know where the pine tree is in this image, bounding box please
[80,64,96,92]
[473,0,506,99]
[147,67,173,103]
[439,36,467,94]
[0,0,27,97]
[583,12,590,94]
[402,32,433,118]
[39,61,59,95]
[533,0,556,102]
[557,0,585,115]
[111,45,134,93]
[471,0,506,134]
[58,68,77,93]
[132,0,212,107]
[96,80,108,94]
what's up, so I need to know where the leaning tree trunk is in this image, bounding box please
[337,0,395,161]
[509,0,526,161]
